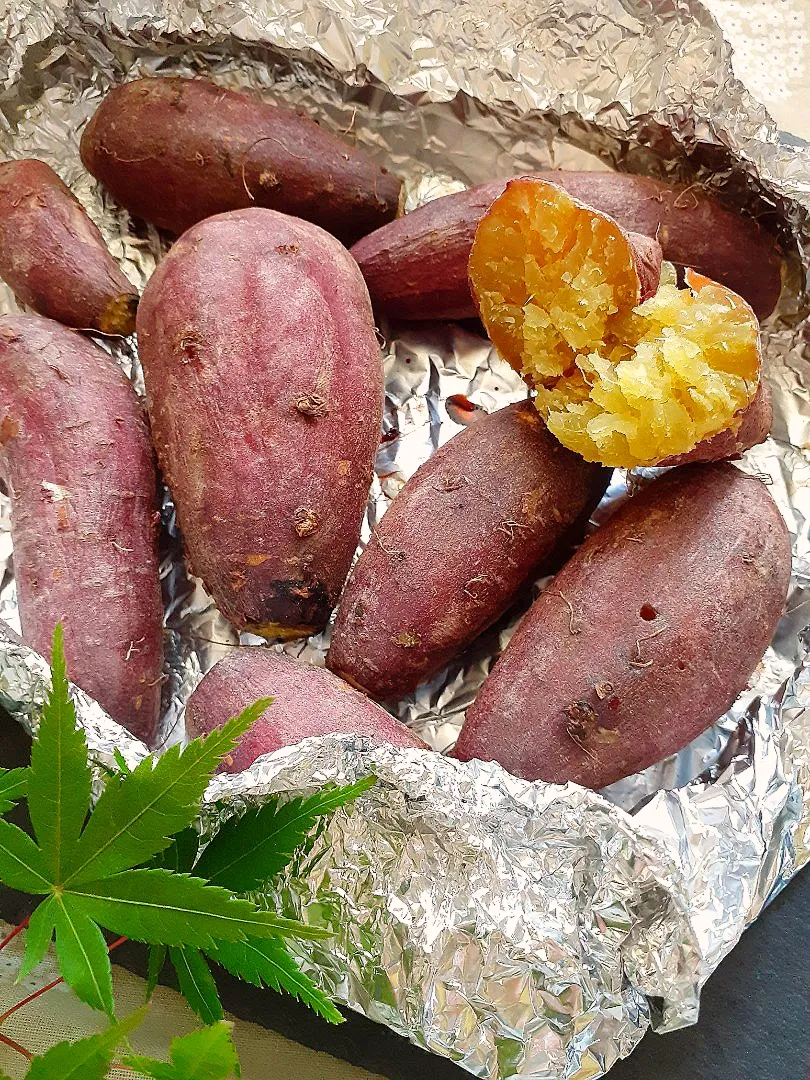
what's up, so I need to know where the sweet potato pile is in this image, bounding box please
[0,73,793,791]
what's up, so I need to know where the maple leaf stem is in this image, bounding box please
[0,935,129,1028]
[0,1029,33,1060]
[0,917,29,953]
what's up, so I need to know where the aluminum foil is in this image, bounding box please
[0,1,809,1077]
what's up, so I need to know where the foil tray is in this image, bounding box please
[0,2,808,1078]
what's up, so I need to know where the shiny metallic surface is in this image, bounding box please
[0,1,808,1076]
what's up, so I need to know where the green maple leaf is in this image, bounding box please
[194,776,376,891]
[146,942,168,1001]
[172,779,371,1026]
[169,945,224,1025]
[208,937,343,1025]
[28,624,91,881]
[0,627,325,1019]
[22,1007,146,1080]
[155,778,371,1026]
[0,767,28,814]
[123,1020,240,1080]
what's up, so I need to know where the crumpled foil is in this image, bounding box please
[0,1,809,1077]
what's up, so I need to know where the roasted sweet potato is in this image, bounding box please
[137,207,384,639]
[185,649,426,773]
[351,171,783,322]
[453,463,791,789]
[0,159,138,335]
[327,400,609,700]
[80,77,402,246]
[659,380,772,467]
[469,179,763,469]
[0,315,164,743]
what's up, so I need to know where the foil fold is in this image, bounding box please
[0,1,809,1077]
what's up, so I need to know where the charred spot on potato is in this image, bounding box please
[434,474,469,493]
[292,506,320,537]
[393,630,421,648]
[565,700,598,733]
[177,332,204,365]
[249,579,331,637]
[228,568,247,591]
[294,393,328,417]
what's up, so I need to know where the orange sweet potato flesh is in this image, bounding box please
[136,207,384,639]
[185,649,426,774]
[327,400,609,700]
[350,171,783,322]
[469,179,762,469]
[0,315,164,744]
[453,463,791,790]
[80,77,402,246]
[0,159,138,335]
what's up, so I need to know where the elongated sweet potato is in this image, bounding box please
[0,315,164,743]
[185,649,426,773]
[469,179,763,469]
[0,159,138,335]
[351,171,783,321]
[453,463,791,789]
[327,400,609,700]
[80,77,402,246]
[137,207,384,639]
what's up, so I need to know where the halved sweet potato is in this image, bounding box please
[468,179,762,469]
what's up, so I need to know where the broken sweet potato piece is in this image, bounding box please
[468,178,762,469]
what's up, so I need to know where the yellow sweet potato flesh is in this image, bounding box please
[469,180,760,468]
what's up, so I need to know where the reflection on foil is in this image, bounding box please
[0,1,808,1077]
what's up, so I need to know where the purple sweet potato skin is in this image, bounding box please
[80,77,402,246]
[185,649,426,773]
[136,207,384,638]
[0,159,138,335]
[0,315,164,744]
[628,230,663,304]
[351,172,782,321]
[453,463,791,789]
[326,401,610,700]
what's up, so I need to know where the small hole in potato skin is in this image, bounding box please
[677,660,686,670]
[639,604,657,621]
